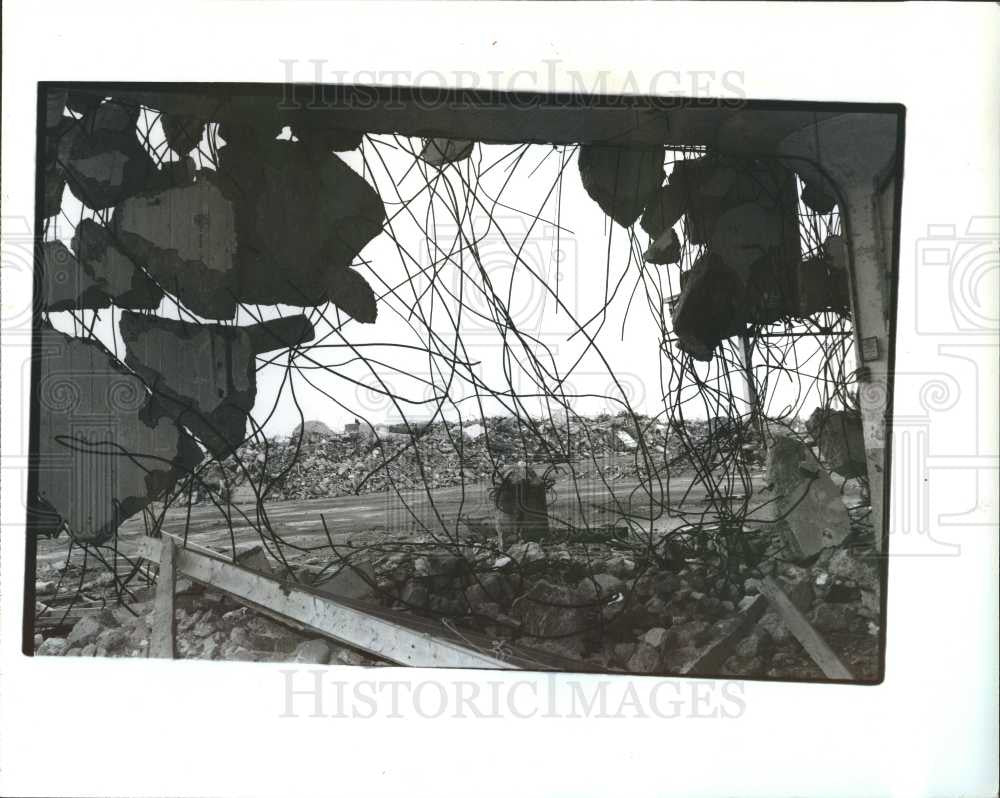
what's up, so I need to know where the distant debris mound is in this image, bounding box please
[291,420,336,439]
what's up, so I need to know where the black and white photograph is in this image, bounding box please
[1,4,997,798]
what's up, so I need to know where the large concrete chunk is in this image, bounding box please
[41,241,110,311]
[639,184,686,239]
[112,179,239,319]
[35,326,201,544]
[670,253,744,361]
[494,464,550,545]
[70,220,163,309]
[806,408,866,479]
[119,312,315,459]
[218,140,385,322]
[511,580,596,638]
[643,229,681,265]
[763,435,850,561]
[578,145,664,227]
[160,113,205,157]
[57,103,156,210]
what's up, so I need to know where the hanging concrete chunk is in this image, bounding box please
[218,139,385,322]
[796,253,849,316]
[41,241,110,311]
[419,138,475,166]
[762,435,850,561]
[643,228,681,265]
[160,113,206,157]
[800,179,837,214]
[35,325,202,544]
[57,103,156,210]
[65,91,104,116]
[112,178,239,319]
[578,145,664,227]
[670,253,744,361]
[806,408,867,479]
[70,220,163,309]
[639,184,686,239]
[119,312,315,459]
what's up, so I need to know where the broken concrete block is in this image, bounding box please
[70,220,163,309]
[217,141,385,322]
[120,312,315,459]
[763,435,850,561]
[35,325,202,544]
[639,183,686,239]
[511,580,596,638]
[160,113,205,157]
[57,103,156,210]
[234,544,275,576]
[670,253,744,361]
[41,240,110,311]
[113,178,239,319]
[419,138,475,166]
[807,408,866,479]
[290,639,332,664]
[308,560,376,601]
[709,202,791,281]
[801,179,837,214]
[494,464,550,544]
[578,145,664,227]
[796,254,850,316]
[643,228,681,265]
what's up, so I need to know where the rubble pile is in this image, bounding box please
[199,414,759,503]
[35,581,386,666]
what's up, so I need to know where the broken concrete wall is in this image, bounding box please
[36,325,202,543]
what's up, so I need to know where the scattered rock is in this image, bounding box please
[291,639,332,664]
[37,637,68,656]
[511,580,595,638]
